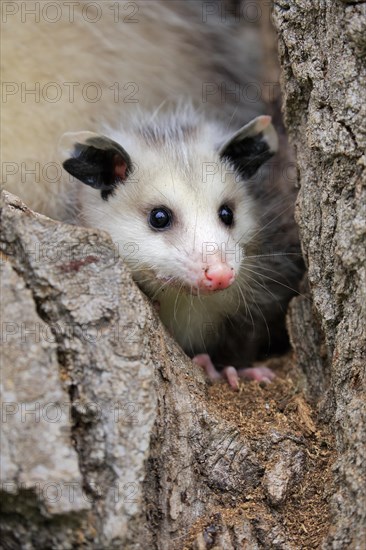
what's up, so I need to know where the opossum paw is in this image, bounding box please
[237,365,276,384]
[193,354,222,381]
[192,354,275,391]
[192,354,240,390]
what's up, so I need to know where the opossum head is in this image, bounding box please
[61,114,277,298]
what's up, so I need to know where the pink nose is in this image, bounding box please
[201,264,235,291]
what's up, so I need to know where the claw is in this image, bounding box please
[237,366,275,383]
[193,353,221,380]
[192,354,240,390]
[222,366,240,390]
[193,355,275,390]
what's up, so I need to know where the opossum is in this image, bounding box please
[60,110,302,388]
[1,0,262,220]
[1,1,303,388]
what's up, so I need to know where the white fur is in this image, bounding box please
[2,1,285,358]
[76,111,260,354]
[2,0,262,219]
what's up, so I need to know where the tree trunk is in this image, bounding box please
[0,190,333,549]
[272,1,366,548]
[1,1,365,549]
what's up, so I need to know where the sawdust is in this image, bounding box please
[184,354,335,549]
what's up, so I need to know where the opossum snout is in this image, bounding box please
[200,264,235,291]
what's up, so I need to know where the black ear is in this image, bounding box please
[60,132,132,200]
[219,116,278,179]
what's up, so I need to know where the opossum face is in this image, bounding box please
[62,116,277,297]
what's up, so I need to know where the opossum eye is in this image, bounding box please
[149,207,172,230]
[218,205,234,226]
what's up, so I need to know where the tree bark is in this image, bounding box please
[272,0,366,548]
[1,1,365,549]
[0,190,333,549]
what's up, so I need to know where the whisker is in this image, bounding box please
[245,252,303,259]
[236,282,256,333]
[236,202,294,245]
[240,265,303,297]
[173,281,183,324]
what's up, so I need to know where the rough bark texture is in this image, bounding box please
[0,192,334,550]
[272,0,366,548]
[0,192,161,548]
[1,1,365,549]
